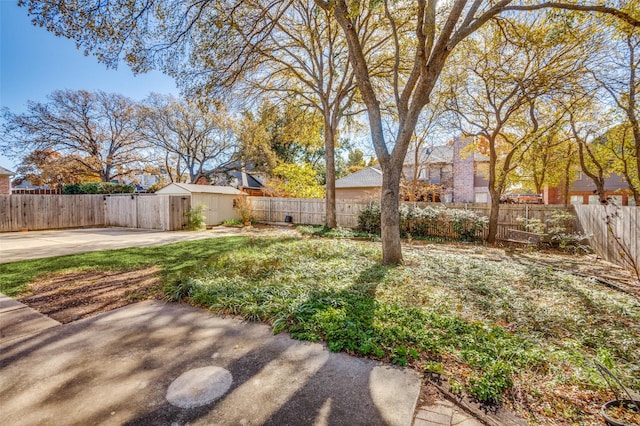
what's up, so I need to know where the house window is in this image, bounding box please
[609,195,623,206]
[441,165,452,184]
[570,195,583,205]
[475,192,488,203]
[588,195,601,205]
[419,168,429,180]
[430,168,441,184]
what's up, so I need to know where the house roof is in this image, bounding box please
[404,144,488,166]
[0,166,15,176]
[156,183,244,195]
[223,170,265,189]
[404,145,453,165]
[209,160,266,189]
[335,166,382,188]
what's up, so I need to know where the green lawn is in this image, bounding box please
[1,235,638,424]
[0,236,248,296]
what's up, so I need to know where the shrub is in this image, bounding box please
[185,204,206,231]
[517,210,590,252]
[358,203,487,242]
[234,195,253,224]
[357,202,382,234]
[446,209,488,242]
[62,182,135,194]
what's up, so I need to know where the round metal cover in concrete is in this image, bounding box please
[166,366,233,408]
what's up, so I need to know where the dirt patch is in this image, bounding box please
[18,267,162,323]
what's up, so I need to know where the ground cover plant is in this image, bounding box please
[164,237,640,425]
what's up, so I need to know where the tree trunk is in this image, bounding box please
[487,188,500,243]
[380,165,403,264]
[563,162,572,207]
[324,121,337,228]
[595,179,607,204]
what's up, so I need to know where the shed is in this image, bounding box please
[155,183,244,226]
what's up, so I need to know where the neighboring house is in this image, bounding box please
[155,183,245,226]
[0,166,14,195]
[207,160,268,196]
[403,137,491,203]
[544,172,635,206]
[112,171,161,191]
[11,179,59,194]
[335,166,382,201]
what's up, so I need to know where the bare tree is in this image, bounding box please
[2,90,146,182]
[139,94,235,183]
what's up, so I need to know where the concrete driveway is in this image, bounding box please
[0,300,420,426]
[0,227,296,263]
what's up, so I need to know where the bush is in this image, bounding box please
[185,204,206,231]
[233,195,253,224]
[357,202,382,234]
[517,210,590,253]
[446,209,488,242]
[62,182,135,194]
[358,203,487,242]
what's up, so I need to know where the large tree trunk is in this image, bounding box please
[487,188,500,243]
[324,123,337,228]
[380,165,403,264]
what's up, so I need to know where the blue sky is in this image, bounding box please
[0,1,179,172]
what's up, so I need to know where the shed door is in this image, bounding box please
[193,194,219,226]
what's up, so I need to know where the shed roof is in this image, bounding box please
[156,183,244,195]
[335,166,382,188]
[0,166,15,176]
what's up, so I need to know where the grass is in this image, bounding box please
[0,237,247,296]
[2,234,638,424]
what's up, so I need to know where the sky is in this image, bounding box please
[0,1,180,172]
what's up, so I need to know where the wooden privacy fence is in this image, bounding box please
[574,205,639,271]
[0,194,190,232]
[0,195,105,232]
[248,197,574,240]
[104,194,191,231]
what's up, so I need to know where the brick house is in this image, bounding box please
[335,137,491,203]
[403,137,491,203]
[0,166,14,195]
[544,172,635,206]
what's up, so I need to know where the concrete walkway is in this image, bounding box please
[1,299,421,425]
[0,294,60,343]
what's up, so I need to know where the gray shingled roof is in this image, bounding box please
[0,166,15,176]
[335,166,382,188]
[405,144,488,165]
